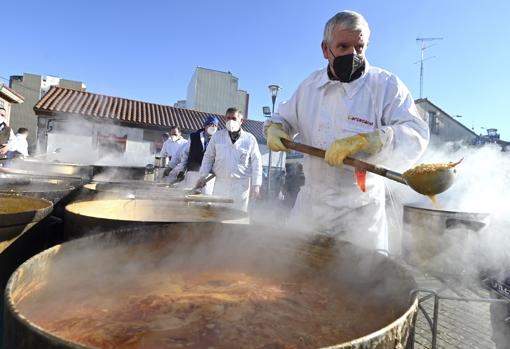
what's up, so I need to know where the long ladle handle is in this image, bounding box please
[280,139,407,185]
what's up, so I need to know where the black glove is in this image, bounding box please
[163,167,172,177]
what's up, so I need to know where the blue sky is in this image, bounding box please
[2,0,510,140]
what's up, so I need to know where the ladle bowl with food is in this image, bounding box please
[402,159,463,196]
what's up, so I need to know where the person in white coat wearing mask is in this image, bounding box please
[7,127,29,158]
[160,126,188,176]
[0,107,16,159]
[196,107,262,212]
[167,115,219,194]
[265,10,429,251]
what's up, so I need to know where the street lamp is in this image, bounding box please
[266,84,281,199]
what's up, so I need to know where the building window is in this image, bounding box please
[428,111,440,135]
[96,132,127,155]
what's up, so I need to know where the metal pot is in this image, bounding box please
[402,204,490,274]
[154,156,167,168]
[6,159,93,181]
[4,223,418,349]
[91,182,185,199]
[0,176,76,204]
[0,168,85,187]
[0,195,53,254]
[64,198,248,237]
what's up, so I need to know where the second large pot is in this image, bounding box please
[64,198,248,237]
[402,204,491,274]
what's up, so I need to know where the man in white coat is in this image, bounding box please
[265,10,429,251]
[196,107,262,212]
[160,126,188,176]
[7,127,29,158]
[167,115,219,194]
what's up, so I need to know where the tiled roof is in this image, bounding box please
[34,86,266,143]
[0,83,25,103]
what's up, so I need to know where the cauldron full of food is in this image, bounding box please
[0,175,76,204]
[4,223,418,349]
[0,194,54,254]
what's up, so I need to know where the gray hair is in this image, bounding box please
[323,10,370,44]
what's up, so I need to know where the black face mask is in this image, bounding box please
[329,49,365,83]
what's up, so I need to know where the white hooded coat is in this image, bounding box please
[268,63,429,251]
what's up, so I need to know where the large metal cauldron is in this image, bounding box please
[83,180,184,200]
[0,176,75,204]
[7,159,93,181]
[0,195,53,254]
[402,204,490,275]
[64,198,247,237]
[4,223,419,349]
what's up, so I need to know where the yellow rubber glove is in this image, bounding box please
[325,131,383,167]
[265,123,291,152]
[361,130,383,155]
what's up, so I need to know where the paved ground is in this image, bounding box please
[410,272,497,349]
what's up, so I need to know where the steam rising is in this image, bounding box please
[388,142,510,275]
[43,117,155,167]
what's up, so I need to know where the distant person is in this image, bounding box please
[167,115,219,194]
[157,132,169,155]
[195,107,262,212]
[0,107,16,158]
[160,126,188,176]
[7,127,29,158]
[281,163,305,210]
[265,10,429,251]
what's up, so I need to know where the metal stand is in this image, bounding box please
[404,271,510,349]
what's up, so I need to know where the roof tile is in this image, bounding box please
[35,86,266,143]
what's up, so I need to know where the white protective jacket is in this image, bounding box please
[160,137,188,166]
[268,63,429,251]
[169,131,215,195]
[199,129,262,211]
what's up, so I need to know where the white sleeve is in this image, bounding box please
[159,141,168,158]
[170,143,190,175]
[370,76,430,171]
[168,142,186,169]
[7,130,17,150]
[198,134,216,178]
[250,137,263,186]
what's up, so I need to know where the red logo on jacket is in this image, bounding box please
[347,115,374,126]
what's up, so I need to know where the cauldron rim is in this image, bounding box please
[404,203,490,217]
[5,225,419,349]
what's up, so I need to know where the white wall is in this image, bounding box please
[45,119,155,165]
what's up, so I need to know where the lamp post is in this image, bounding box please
[267,84,281,199]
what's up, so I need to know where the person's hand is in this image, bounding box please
[265,123,291,152]
[325,131,382,167]
[163,167,172,177]
[0,144,8,155]
[166,173,177,185]
[250,185,260,199]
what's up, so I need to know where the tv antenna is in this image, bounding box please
[416,37,443,98]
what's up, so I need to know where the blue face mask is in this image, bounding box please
[329,49,365,83]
